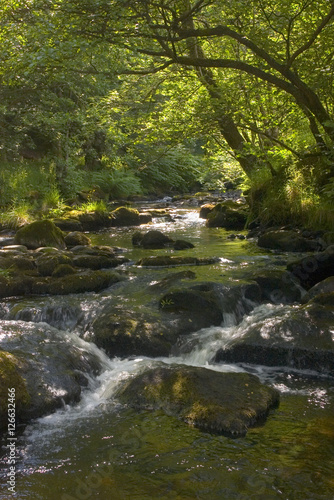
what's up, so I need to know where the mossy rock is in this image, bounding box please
[52,263,77,277]
[206,202,248,230]
[0,351,31,429]
[199,203,215,219]
[46,270,123,295]
[64,231,91,248]
[36,252,73,276]
[14,220,66,250]
[116,365,279,437]
[52,218,83,232]
[258,230,318,252]
[132,230,174,249]
[90,307,182,358]
[111,206,141,226]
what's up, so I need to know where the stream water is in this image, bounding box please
[1,206,334,499]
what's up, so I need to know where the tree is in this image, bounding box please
[1,0,334,182]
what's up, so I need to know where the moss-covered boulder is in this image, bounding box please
[116,365,279,437]
[90,307,183,358]
[43,270,123,295]
[173,240,195,250]
[206,202,248,230]
[199,203,215,219]
[258,230,319,252]
[14,220,66,250]
[111,206,141,226]
[52,217,83,232]
[35,251,73,276]
[132,230,174,249]
[0,321,103,429]
[0,351,31,430]
[64,231,91,248]
[159,286,223,329]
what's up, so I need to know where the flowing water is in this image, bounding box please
[1,206,334,499]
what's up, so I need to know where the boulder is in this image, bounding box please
[132,230,174,249]
[90,307,182,358]
[258,230,319,252]
[14,220,66,250]
[287,246,334,288]
[173,240,195,250]
[0,321,103,428]
[64,231,91,248]
[214,302,334,375]
[159,285,223,329]
[77,211,113,231]
[36,252,73,276]
[249,271,304,304]
[199,203,215,219]
[302,276,334,303]
[115,365,279,437]
[206,202,248,230]
[159,282,261,331]
[111,206,141,226]
[52,218,83,232]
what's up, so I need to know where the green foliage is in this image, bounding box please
[135,145,202,194]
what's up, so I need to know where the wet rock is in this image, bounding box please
[137,256,219,267]
[199,203,215,219]
[115,365,279,437]
[159,286,223,329]
[206,202,248,230]
[258,230,319,252]
[36,252,73,276]
[302,276,334,303]
[90,307,182,358]
[52,218,83,232]
[52,264,77,277]
[287,246,334,288]
[148,270,196,292]
[77,211,113,231]
[0,351,31,430]
[159,282,261,329]
[0,321,103,429]
[132,230,174,249]
[64,231,91,248]
[248,271,304,304]
[214,303,334,375]
[173,240,195,250]
[14,220,66,250]
[111,206,141,226]
[44,270,123,295]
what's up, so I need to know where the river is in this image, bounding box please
[1,206,333,499]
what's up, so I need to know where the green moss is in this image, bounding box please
[0,351,31,428]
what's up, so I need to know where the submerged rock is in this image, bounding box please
[115,365,279,437]
[137,256,218,267]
